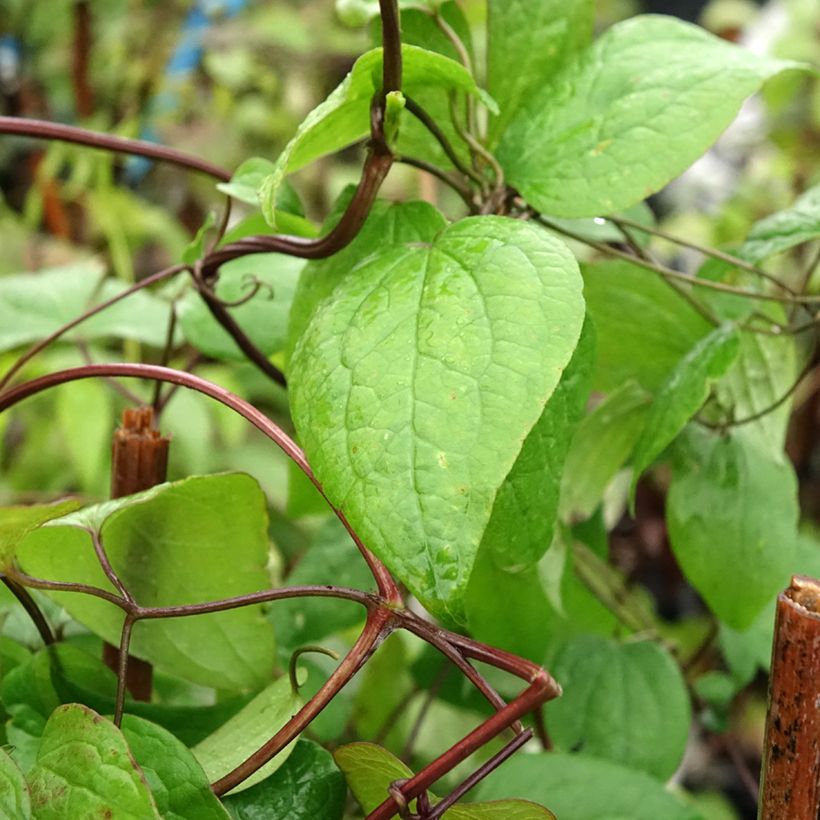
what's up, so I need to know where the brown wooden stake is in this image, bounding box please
[102,407,170,701]
[758,575,820,820]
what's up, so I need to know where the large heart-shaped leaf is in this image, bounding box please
[498,15,801,218]
[290,217,584,621]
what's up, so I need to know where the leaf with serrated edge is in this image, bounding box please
[223,739,346,820]
[18,474,275,691]
[27,704,161,819]
[667,429,798,629]
[499,15,802,218]
[630,324,740,506]
[120,715,229,820]
[0,500,80,571]
[546,635,690,779]
[290,217,584,622]
[477,752,699,820]
[335,742,556,818]
[192,674,302,795]
[0,747,30,819]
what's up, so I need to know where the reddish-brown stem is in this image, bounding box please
[0,577,55,645]
[72,1,94,118]
[758,575,820,819]
[0,117,231,181]
[113,615,137,726]
[212,606,396,795]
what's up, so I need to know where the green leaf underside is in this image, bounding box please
[667,429,799,629]
[630,324,740,503]
[223,739,346,820]
[0,262,172,352]
[480,319,594,571]
[120,715,229,820]
[27,704,160,819]
[18,474,276,691]
[0,500,81,570]
[498,15,800,218]
[290,217,584,622]
[0,748,30,819]
[192,675,302,794]
[178,253,304,362]
[487,0,594,144]
[546,635,690,779]
[581,260,713,392]
[335,742,556,819]
[258,44,492,225]
[287,197,449,366]
[739,184,820,262]
[560,381,651,522]
[477,752,699,820]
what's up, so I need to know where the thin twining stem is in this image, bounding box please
[0,116,231,181]
[0,263,187,393]
[536,215,820,306]
[396,156,476,209]
[86,528,134,604]
[1,577,55,645]
[114,615,136,726]
[609,214,797,296]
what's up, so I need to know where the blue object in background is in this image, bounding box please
[126,0,249,183]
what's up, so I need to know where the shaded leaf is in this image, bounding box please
[0,747,30,819]
[27,704,160,819]
[290,217,584,622]
[0,500,80,571]
[499,15,802,217]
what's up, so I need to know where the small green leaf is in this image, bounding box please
[383,90,406,150]
[0,747,30,819]
[290,217,584,622]
[192,675,302,795]
[487,0,594,144]
[18,474,276,691]
[479,320,594,570]
[630,325,740,506]
[258,45,491,226]
[216,158,279,205]
[223,739,345,820]
[27,704,160,819]
[581,260,713,392]
[477,752,699,820]
[335,743,556,818]
[499,15,803,217]
[183,212,217,265]
[739,184,820,262]
[178,253,304,362]
[0,500,80,571]
[546,635,690,779]
[120,715,230,820]
[560,381,651,522]
[667,429,799,629]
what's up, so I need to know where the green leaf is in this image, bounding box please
[178,253,304,362]
[270,518,374,652]
[581,260,713,392]
[0,262,173,352]
[499,15,801,218]
[630,325,740,505]
[487,0,594,144]
[479,320,594,570]
[739,184,820,263]
[0,500,80,570]
[27,704,160,819]
[290,217,585,622]
[335,743,556,818]
[223,739,345,820]
[18,474,276,691]
[183,212,217,266]
[477,751,699,820]
[120,715,229,820]
[560,381,651,522]
[0,748,30,819]
[216,158,279,205]
[714,323,797,457]
[259,44,491,226]
[287,196,448,366]
[667,429,799,629]
[192,675,302,795]
[546,635,690,779]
